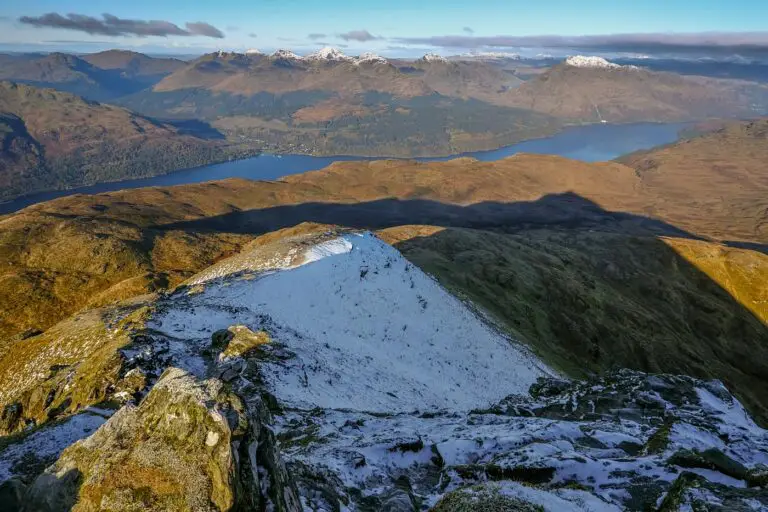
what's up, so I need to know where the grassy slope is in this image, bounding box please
[380,226,768,423]
[620,119,768,243]
[506,64,768,122]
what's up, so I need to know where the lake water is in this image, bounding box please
[1,122,686,215]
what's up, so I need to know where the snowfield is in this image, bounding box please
[151,231,552,412]
[565,55,640,70]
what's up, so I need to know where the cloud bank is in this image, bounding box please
[18,13,225,38]
[394,32,768,56]
[338,30,379,42]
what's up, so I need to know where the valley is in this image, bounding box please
[0,121,686,214]
[0,48,766,203]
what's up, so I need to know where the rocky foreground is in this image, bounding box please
[0,228,766,511]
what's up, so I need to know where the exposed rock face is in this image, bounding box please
[269,370,768,511]
[22,367,299,511]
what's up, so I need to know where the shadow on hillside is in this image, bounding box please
[155,191,768,425]
[724,240,768,256]
[159,191,704,239]
[161,119,226,140]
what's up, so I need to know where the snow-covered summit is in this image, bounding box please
[270,49,303,61]
[214,50,240,59]
[565,55,639,70]
[355,52,388,65]
[154,230,551,413]
[422,52,448,63]
[306,47,354,62]
[244,48,263,55]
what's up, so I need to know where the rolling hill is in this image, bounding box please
[1,49,766,171]
[506,58,768,122]
[116,49,561,157]
[80,49,184,80]
[0,82,253,202]
[0,51,182,102]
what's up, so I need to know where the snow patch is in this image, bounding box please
[306,47,354,62]
[0,412,108,482]
[565,55,639,70]
[271,49,303,61]
[151,232,551,413]
[302,236,353,264]
[355,52,388,65]
[422,53,448,63]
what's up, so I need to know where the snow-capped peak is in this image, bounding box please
[422,53,448,63]
[214,50,240,59]
[306,47,354,62]
[355,52,388,65]
[565,55,638,70]
[244,48,263,55]
[270,49,303,61]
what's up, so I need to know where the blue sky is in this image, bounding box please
[1,0,768,57]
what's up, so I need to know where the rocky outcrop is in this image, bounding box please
[21,368,299,511]
[270,370,768,511]
[0,301,153,436]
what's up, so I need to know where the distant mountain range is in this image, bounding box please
[0,48,767,201]
[0,50,184,101]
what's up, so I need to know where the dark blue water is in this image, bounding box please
[1,122,686,215]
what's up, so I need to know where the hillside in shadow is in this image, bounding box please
[160,191,700,238]
[158,192,768,424]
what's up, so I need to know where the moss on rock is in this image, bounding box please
[431,485,545,512]
[23,368,253,511]
[212,325,271,361]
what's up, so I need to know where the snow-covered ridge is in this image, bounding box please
[270,48,304,60]
[565,55,639,70]
[153,231,552,413]
[207,48,389,65]
[305,46,355,62]
[355,52,388,65]
[422,52,448,63]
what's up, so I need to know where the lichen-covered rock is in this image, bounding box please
[431,483,559,511]
[23,368,257,511]
[212,325,271,361]
[0,300,153,436]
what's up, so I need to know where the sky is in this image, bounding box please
[1,0,768,59]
